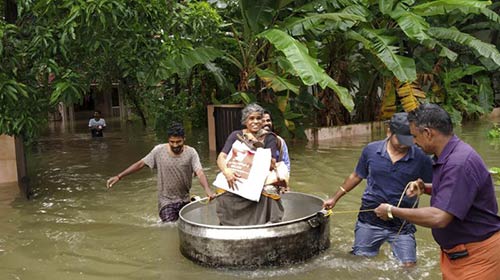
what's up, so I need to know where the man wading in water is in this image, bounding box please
[106,122,214,222]
[324,112,433,267]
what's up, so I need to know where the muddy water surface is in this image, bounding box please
[1,118,499,280]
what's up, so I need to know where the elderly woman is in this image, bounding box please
[215,103,284,226]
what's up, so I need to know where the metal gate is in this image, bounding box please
[207,105,244,154]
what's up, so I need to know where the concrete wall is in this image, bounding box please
[0,135,18,183]
[491,108,500,119]
[305,121,385,142]
[306,108,500,142]
[0,135,30,198]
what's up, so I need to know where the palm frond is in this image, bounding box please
[429,27,500,67]
[480,8,500,24]
[391,8,432,43]
[412,0,491,16]
[256,68,300,94]
[259,28,354,111]
[379,79,397,120]
[165,47,224,76]
[284,12,366,36]
[397,82,426,112]
[204,62,235,93]
[355,28,417,82]
[462,22,500,31]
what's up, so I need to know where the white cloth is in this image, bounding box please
[213,141,271,202]
[88,118,106,128]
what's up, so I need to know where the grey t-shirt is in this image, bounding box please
[142,144,202,210]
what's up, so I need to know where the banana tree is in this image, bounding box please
[213,0,363,135]
[372,0,500,115]
[282,0,500,122]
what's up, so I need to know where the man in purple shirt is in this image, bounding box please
[374,104,500,279]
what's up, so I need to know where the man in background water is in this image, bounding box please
[88,110,106,137]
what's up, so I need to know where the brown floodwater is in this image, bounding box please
[1,117,499,280]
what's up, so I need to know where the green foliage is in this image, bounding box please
[1,0,226,142]
[0,22,49,141]
[165,47,225,77]
[489,167,500,186]
[259,28,353,111]
[148,90,191,140]
[488,125,500,139]
[350,29,418,82]
[425,64,494,124]
[2,0,500,143]
[429,27,500,67]
[182,1,223,41]
[256,68,300,94]
[412,0,491,16]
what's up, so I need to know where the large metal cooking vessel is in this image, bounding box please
[178,192,330,268]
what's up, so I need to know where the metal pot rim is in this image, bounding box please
[178,191,325,229]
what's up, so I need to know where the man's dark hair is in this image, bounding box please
[263,110,273,122]
[408,103,453,136]
[167,122,185,138]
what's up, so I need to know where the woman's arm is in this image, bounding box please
[217,152,239,190]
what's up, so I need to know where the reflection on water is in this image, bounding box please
[1,118,499,279]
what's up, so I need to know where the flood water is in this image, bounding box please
[1,117,500,280]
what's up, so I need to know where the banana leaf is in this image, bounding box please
[379,0,397,15]
[239,0,277,34]
[474,75,493,111]
[165,47,224,76]
[204,62,235,93]
[284,12,366,36]
[429,27,500,67]
[258,28,354,111]
[379,79,397,120]
[412,0,491,16]
[442,65,485,84]
[255,68,300,94]
[397,82,426,112]
[390,6,432,43]
[349,29,417,82]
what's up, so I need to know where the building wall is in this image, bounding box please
[304,121,384,142]
[0,135,18,183]
[491,108,500,118]
[94,88,113,118]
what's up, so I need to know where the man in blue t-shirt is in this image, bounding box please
[323,112,433,267]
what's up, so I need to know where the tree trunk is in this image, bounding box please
[354,74,380,123]
[5,1,32,199]
[200,74,208,107]
[4,0,17,23]
[129,93,147,127]
[174,74,180,96]
[237,69,249,92]
[121,79,147,127]
[15,136,32,199]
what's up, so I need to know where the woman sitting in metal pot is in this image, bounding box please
[215,103,286,226]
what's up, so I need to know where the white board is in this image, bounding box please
[213,141,271,202]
